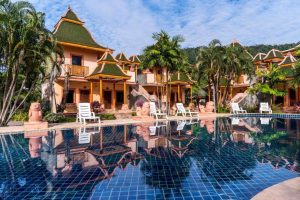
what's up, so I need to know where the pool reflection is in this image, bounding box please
[0,117,299,199]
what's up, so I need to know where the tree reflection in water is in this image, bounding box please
[0,117,299,199]
[140,147,192,198]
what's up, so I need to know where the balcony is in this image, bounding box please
[126,71,136,83]
[64,64,89,77]
[137,73,163,85]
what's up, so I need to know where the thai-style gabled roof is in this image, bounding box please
[115,52,130,63]
[278,53,297,67]
[230,40,243,48]
[53,7,107,51]
[129,55,141,64]
[87,51,130,79]
[253,53,266,63]
[98,50,119,63]
[169,72,193,85]
[282,44,300,54]
[63,7,83,22]
[230,40,253,59]
[263,49,284,61]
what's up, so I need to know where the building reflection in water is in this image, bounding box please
[0,117,299,199]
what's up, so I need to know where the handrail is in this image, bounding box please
[64,64,89,77]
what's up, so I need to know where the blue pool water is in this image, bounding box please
[0,117,299,199]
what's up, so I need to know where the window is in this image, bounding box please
[72,55,82,66]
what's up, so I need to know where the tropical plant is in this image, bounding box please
[248,65,288,104]
[141,30,188,113]
[43,112,65,123]
[196,40,254,110]
[0,0,63,126]
[220,44,254,105]
[196,39,225,111]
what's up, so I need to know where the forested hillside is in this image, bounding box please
[183,42,300,64]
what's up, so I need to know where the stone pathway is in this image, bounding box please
[251,177,300,200]
[0,113,230,134]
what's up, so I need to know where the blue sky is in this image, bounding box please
[25,0,300,55]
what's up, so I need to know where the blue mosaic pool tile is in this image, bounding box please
[0,118,299,199]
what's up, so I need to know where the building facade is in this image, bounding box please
[253,46,300,109]
[49,8,193,113]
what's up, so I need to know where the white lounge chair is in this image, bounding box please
[231,103,247,114]
[259,102,272,114]
[149,121,167,136]
[150,102,168,120]
[176,120,186,131]
[77,103,101,125]
[78,129,91,144]
[260,118,271,125]
[231,118,240,125]
[176,103,199,119]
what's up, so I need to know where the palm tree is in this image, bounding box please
[0,0,63,126]
[220,44,253,105]
[196,39,224,111]
[141,30,187,113]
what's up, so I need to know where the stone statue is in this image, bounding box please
[141,102,150,116]
[188,103,196,111]
[28,102,42,122]
[24,102,48,131]
[29,137,42,158]
[136,107,142,116]
[205,101,215,113]
[199,105,206,113]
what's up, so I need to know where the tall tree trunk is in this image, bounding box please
[222,76,232,105]
[60,73,70,112]
[166,69,169,115]
[212,81,217,113]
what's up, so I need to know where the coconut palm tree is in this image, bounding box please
[196,39,224,111]
[0,0,63,126]
[220,44,253,105]
[141,30,188,113]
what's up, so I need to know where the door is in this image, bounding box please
[104,91,112,109]
[80,90,90,103]
[116,91,124,108]
[289,89,296,106]
[66,90,74,103]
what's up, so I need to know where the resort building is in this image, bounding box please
[48,7,193,114]
[51,8,135,113]
[253,46,300,109]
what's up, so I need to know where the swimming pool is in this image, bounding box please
[0,117,299,199]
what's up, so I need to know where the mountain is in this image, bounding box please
[183,42,300,64]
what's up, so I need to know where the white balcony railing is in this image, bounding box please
[126,71,136,82]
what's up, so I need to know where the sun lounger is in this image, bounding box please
[231,103,247,114]
[77,103,101,125]
[150,102,168,120]
[176,103,199,119]
[259,102,272,114]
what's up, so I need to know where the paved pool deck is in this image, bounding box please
[0,113,231,134]
[251,177,300,200]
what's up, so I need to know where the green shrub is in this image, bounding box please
[96,113,116,120]
[63,116,77,122]
[43,113,65,123]
[131,112,137,116]
[11,110,28,121]
[217,105,229,113]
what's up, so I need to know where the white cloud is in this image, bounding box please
[23,0,300,55]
